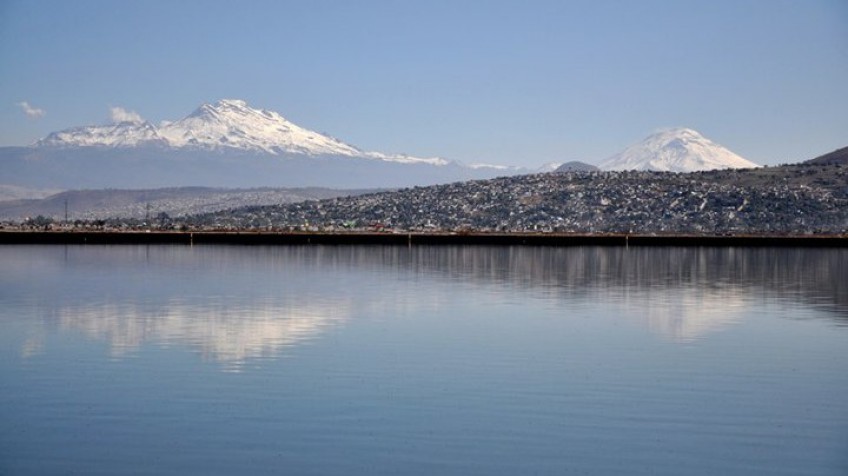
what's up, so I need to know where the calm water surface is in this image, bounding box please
[1,245,847,475]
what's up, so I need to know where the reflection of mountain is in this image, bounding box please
[57,299,349,371]
[4,245,366,371]
[7,245,846,363]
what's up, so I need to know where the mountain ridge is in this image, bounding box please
[5,102,774,190]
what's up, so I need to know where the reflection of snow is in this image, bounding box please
[613,285,748,343]
[56,298,349,371]
[21,336,45,358]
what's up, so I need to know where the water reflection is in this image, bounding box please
[55,299,349,371]
[2,245,365,371]
[3,245,846,368]
[397,246,848,325]
[301,245,848,331]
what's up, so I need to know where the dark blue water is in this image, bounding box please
[1,245,847,475]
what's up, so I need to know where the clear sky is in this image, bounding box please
[1,0,846,167]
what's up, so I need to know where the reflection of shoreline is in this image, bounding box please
[396,246,848,323]
[8,245,846,364]
[54,299,350,371]
[373,246,847,341]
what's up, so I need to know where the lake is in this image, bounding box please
[1,244,847,475]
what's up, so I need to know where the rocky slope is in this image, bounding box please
[184,164,848,235]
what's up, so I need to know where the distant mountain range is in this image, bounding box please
[1,99,767,191]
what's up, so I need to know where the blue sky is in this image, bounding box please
[1,0,846,167]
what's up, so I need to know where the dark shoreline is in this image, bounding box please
[1,231,847,247]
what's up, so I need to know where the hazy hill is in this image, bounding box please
[554,161,599,172]
[0,184,63,202]
[0,186,377,221]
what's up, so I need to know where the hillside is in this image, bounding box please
[806,145,848,165]
[185,164,848,235]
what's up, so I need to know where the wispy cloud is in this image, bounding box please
[17,101,45,119]
[110,106,144,124]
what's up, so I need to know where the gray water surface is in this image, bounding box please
[1,245,847,475]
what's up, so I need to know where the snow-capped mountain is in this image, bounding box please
[599,128,759,172]
[159,99,364,156]
[37,99,447,166]
[6,99,525,189]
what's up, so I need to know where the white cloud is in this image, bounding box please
[110,106,144,124]
[17,101,45,119]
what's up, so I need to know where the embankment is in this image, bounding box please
[1,231,847,247]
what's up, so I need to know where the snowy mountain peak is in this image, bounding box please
[599,127,759,172]
[188,99,269,121]
[159,99,370,157]
[217,98,248,107]
[33,99,447,165]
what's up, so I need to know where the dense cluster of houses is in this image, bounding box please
[182,164,847,235]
